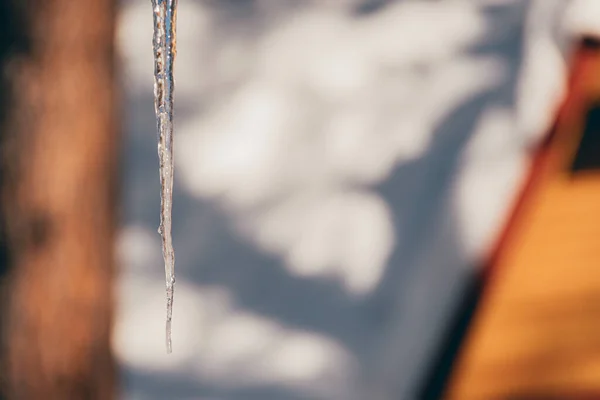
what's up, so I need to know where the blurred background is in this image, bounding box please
[2,0,600,399]
[114,0,580,399]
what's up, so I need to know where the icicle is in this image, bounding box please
[151,0,178,354]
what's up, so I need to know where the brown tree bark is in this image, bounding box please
[0,0,119,399]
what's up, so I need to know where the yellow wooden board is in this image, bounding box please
[446,39,600,400]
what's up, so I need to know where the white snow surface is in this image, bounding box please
[114,1,600,399]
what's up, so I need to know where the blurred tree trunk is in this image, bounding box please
[0,0,119,399]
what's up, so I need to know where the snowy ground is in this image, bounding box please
[113,1,593,399]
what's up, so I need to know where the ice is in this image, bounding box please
[151,0,178,354]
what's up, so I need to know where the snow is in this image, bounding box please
[114,0,600,399]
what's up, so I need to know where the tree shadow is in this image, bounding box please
[362,3,527,399]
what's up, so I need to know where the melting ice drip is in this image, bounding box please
[151,0,177,353]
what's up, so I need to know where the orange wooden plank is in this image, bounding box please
[445,38,600,400]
